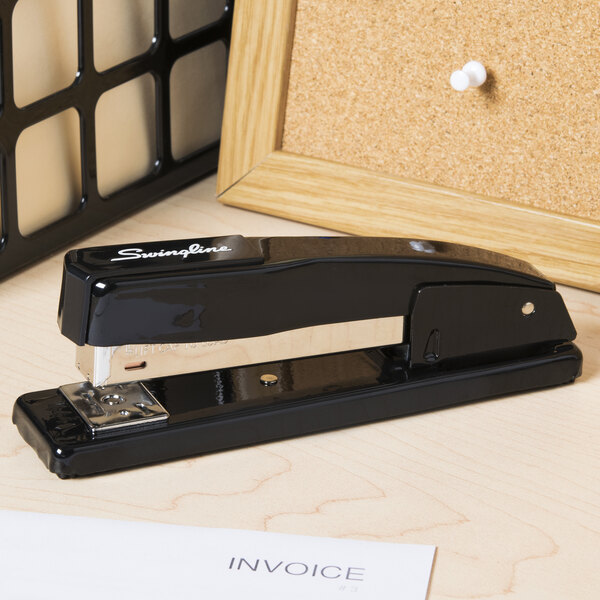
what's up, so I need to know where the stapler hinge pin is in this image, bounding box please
[522,302,535,315]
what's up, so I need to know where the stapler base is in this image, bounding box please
[13,342,582,478]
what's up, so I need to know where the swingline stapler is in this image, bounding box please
[13,235,582,477]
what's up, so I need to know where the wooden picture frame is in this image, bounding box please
[216,0,599,292]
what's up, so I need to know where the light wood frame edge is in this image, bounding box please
[217,0,599,292]
[216,0,297,194]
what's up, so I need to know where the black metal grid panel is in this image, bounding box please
[0,0,233,279]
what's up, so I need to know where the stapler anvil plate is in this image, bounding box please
[13,236,582,478]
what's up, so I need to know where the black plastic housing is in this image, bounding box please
[59,236,555,347]
[0,0,234,279]
[13,342,582,478]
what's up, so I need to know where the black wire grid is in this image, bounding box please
[0,0,233,279]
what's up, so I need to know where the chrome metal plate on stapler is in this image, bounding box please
[76,317,406,387]
[59,381,169,435]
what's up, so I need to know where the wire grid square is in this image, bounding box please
[0,0,233,278]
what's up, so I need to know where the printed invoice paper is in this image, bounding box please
[0,510,435,600]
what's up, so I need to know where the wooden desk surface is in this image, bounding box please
[1,176,598,599]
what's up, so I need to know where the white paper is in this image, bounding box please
[0,510,435,600]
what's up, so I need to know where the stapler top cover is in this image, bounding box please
[57,235,576,370]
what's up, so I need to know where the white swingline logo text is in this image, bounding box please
[110,243,233,262]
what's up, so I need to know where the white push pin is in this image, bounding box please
[450,61,487,91]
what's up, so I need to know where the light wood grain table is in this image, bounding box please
[1,175,598,599]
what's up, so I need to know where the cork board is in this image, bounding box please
[282,0,600,222]
[217,0,600,292]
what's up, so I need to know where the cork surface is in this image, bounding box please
[282,0,600,221]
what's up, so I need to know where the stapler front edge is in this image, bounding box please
[13,236,582,478]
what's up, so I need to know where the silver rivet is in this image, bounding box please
[119,409,130,416]
[101,394,125,405]
[260,373,278,386]
[522,302,535,316]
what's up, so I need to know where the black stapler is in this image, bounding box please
[13,236,582,478]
